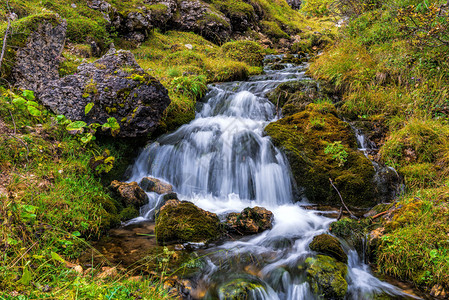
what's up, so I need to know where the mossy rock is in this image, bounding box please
[305,255,348,299]
[329,218,372,253]
[0,12,62,80]
[220,40,264,67]
[155,200,221,245]
[309,234,348,263]
[217,277,266,300]
[265,104,377,209]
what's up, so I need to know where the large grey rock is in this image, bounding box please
[39,50,170,138]
[171,0,231,43]
[13,18,67,92]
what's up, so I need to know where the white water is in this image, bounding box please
[128,56,418,299]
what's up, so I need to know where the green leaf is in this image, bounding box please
[80,133,94,144]
[66,121,87,131]
[18,264,32,286]
[102,117,120,137]
[12,97,27,110]
[85,103,94,115]
[26,101,39,108]
[27,105,42,117]
[51,251,65,263]
[22,90,35,101]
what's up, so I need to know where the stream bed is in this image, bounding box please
[100,56,428,299]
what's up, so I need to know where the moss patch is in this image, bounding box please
[155,200,221,245]
[305,255,348,299]
[265,103,376,209]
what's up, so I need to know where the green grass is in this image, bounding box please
[308,0,449,291]
[0,90,178,298]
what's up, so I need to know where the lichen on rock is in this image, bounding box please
[39,49,171,138]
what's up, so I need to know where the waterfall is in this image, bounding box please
[128,56,418,299]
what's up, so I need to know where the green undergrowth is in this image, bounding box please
[0,90,174,298]
[308,0,449,291]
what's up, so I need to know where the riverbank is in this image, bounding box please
[307,0,449,296]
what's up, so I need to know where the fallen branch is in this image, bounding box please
[0,15,12,72]
[329,178,357,219]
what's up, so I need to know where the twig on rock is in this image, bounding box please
[329,178,357,219]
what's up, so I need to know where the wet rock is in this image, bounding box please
[12,15,67,93]
[265,103,380,210]
[225,206,273,235]
[140,177,173,194]
[39,50,170,138]
[109,180,148,209]
[305,255,348,299]
[155,199,221,245]
[430,284,447,298]
[172,0,231,43]
[309,234,347,263]
[217,278,267,300]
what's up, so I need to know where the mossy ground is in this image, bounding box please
[308,0,449,292]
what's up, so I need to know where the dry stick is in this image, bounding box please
[371,210,388,220]
[0,17,11,72]
[329,178,357,219]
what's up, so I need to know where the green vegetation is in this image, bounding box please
[0,89,177,298]
[308,0,449,291]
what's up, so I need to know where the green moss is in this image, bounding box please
[260,20,289,40]
[84,79,98,94]
[265,104,376,209]
[212,0,255,20]
[330,217,372,254]
[309,234,348,263]
[220,40,264,67]
[217,278,266,299]
[305,255,348,299]
[119,206,139,221]
[155,201,221,245]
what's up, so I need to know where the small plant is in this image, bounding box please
[10,90,43,117]
[171,75,207,100]
[324,141,349,167]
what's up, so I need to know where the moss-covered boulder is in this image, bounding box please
[329,217,372,255]
[305,255,348,299]
[217,278,267,300]
[225,206,273,235]
[155,199,221,245]
[108,180,149,209]
[220,40,264,67]
[265,103,378,209]
[309,234,347,263]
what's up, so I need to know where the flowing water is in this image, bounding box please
[128,56,419,299]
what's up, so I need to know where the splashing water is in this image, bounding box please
[128,56,419,299]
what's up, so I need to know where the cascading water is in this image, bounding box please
[128,56,418,299]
